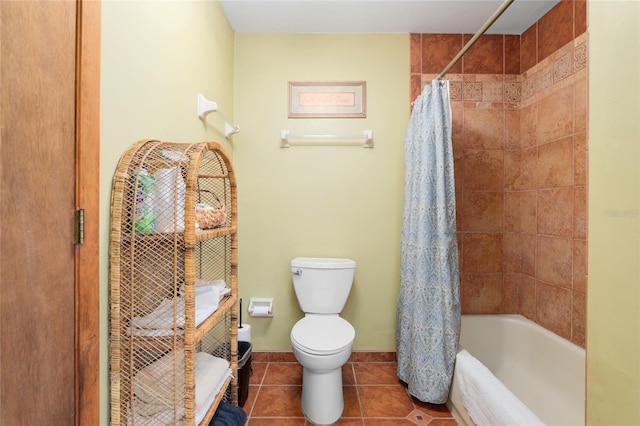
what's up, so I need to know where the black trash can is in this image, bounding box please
[237,341,252,407]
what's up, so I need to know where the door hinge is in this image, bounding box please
[75,208,85,245]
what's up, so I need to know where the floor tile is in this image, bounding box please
[262,362,303,385]
[358,385,415,418]
[242,353,458,425]
[251,385,304,417]
[342,386,362,417]
[247,418,306,426]
[353,363,399,385]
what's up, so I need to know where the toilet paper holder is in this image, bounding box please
[248,298,274,317]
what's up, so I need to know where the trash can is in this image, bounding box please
[237,341,252,407]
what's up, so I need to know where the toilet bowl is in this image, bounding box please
[289,257,356,425]
[291,315,355,425]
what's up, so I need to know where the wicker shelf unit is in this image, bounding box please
[109,140,238,425]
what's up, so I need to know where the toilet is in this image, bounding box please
[290,257,356,425]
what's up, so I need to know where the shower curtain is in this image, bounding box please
[396,79,461,404]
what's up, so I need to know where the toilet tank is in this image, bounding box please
[291,257,356,314]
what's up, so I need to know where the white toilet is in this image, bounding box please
[290,257,356,426]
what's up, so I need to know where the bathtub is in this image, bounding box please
[446,315,585,426]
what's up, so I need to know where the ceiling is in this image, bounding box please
[219,0,559,35]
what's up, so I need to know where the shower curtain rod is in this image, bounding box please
[437,0,515,80]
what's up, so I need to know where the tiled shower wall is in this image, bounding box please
[410,0,588,347]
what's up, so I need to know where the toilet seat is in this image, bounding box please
[291,316,355,356]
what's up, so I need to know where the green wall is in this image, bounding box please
[100,0,235,422]
[233,33,410,351]
[587,1,640,424]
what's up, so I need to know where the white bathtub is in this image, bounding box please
[446,314,585,426]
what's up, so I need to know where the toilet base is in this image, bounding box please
[300,366,344,425]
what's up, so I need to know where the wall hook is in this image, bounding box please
[197,93,240,138]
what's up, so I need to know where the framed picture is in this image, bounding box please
[288,81,366,118]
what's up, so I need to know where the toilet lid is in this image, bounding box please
[291,316,355,355]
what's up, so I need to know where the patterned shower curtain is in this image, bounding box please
[396,79,461,404]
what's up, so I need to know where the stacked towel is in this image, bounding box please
[130,280,229,336]
[454,350,545,426]
[130,351,232,424]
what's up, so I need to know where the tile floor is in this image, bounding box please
[240,351,459,426]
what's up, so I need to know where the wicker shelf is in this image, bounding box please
[109,140,238,426]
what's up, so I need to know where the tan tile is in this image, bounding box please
[411,74,422,106]
[573,43,588,72]
[250,362,267,385]
[520,191,537,234]
[574,185,587,239]
[252,352,270,363]
[334,418,366,426]
[537,62,554,93]
[342,385,362,418]
[537,136,574,188]
[251,385,303,417]
[537,188,574,238]
[503,273,521,312]
[410,34,422,74]
[503,232,523,273]
[461,272,503,314]
[462,150,504,191]
[342,363,356,385]
[521,146,537,190]
[521,233,536,277]
[411,400,453,418]
[519,275,536,320]
[262,362,302,385]
[505,109,521,150]
[536,236,573,288]
[572,292,587,347]
[247,418,305,426]
[363,419,416,425]
[574,75,588,133]
[520,102,537,148]
[538,1,574,62]
[505,34,521,74]
[536,281,572,340]
[482,81,504,102]
[573,239,587,294]
[538,84,574,143]
[428,420,460,426]
[406,408,434,426]
[462,191,503,232]
[451,103,463,158]
[358,385,414,418]
[574,131,587,185]
[244,385,259,414]
[352,352,396,363]
[421,34,463,74]
[462,233,503,273]
[462,82,483,102]
[267,351,297,362]
[520,24,537,73]
[576,0,588,35]
[553,52,573,83]
[504,150,522,191]
[354,363,399,385]
[504,191,521,232]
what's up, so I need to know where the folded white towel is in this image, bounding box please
[455,349,545,426]
[132,288,220,331]
[131,351,231,423]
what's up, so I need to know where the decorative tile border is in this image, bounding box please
[412,37,588,108]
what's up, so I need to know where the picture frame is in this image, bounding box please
[288,81,366,118]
